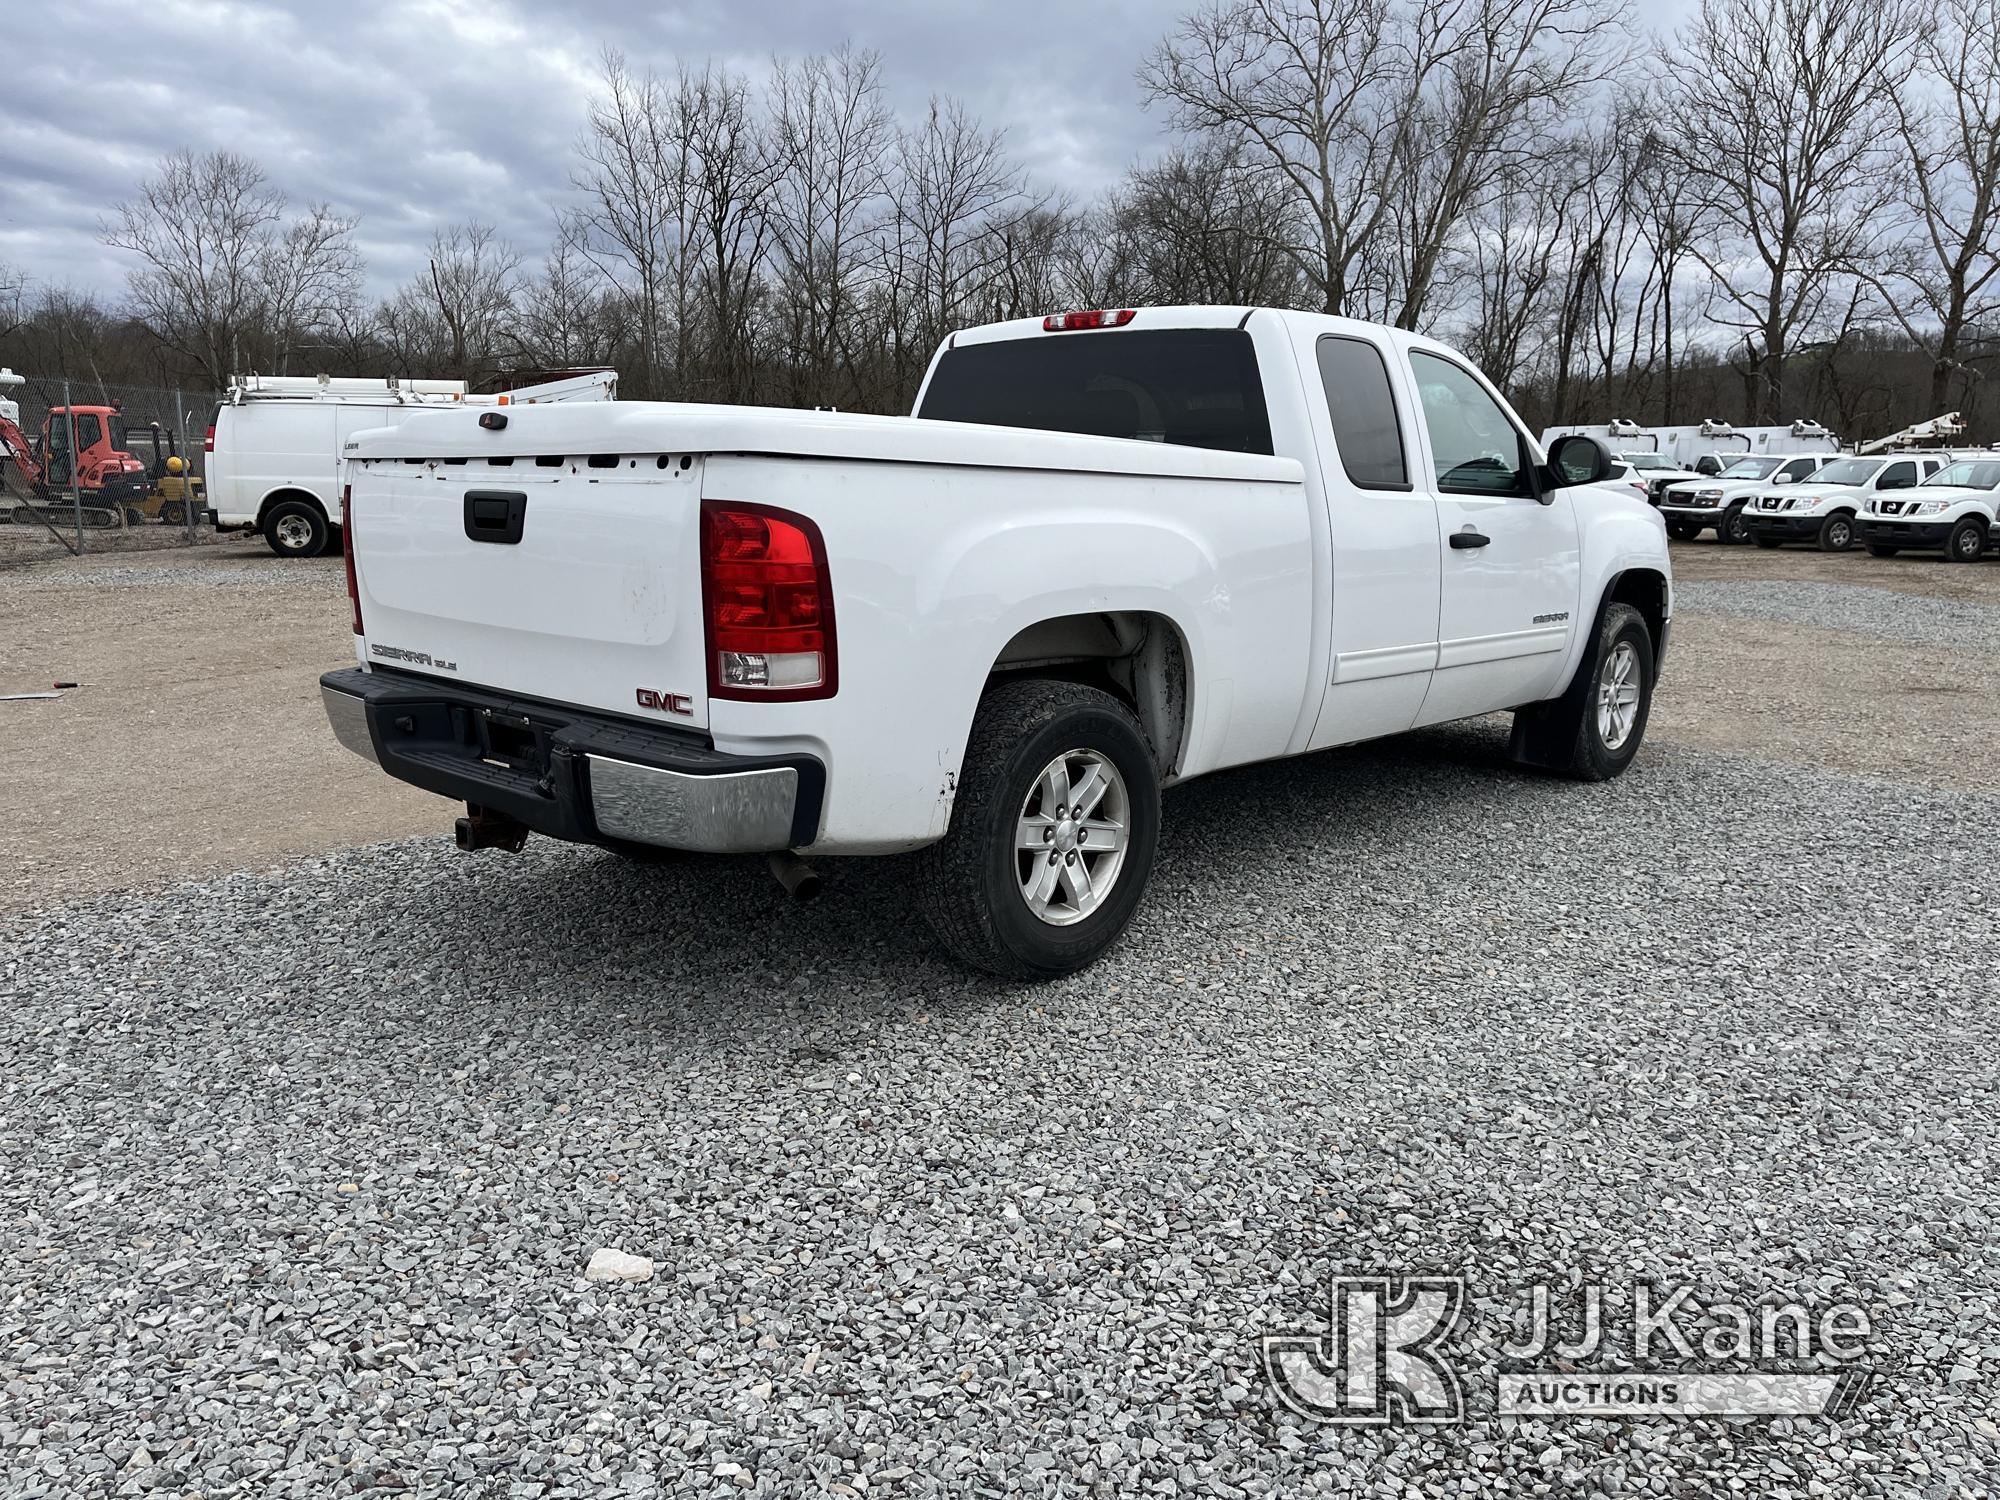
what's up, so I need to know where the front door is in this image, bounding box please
[1406,351,1581,726]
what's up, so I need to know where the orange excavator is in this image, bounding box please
[0,403,154,528]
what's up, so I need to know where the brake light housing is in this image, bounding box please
[1042,308,1137,332]
[203,424,215,453]
[700,500,836,701]
[341,484,362,635]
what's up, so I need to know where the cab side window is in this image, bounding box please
[1780,458,1817,481]
[1878,461,1917,490]
[1409,351,1531,498]
[1316,335,1410,491]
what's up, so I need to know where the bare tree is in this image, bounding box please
[1119,143,1303,305]
[102,149,360,387]
[379,223,522,382]
[1875,0,2000,414]
[513,215,618,369]
[0,262,26,347]
[1140,0,1416,316]
[570,51,685,398]
[768,46,893,407]
[260,204,364,373]
[1662,0,1924,422]
[880,97,1031,392]
[1384,0,1627,331]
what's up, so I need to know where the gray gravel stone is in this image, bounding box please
[1674,577,2000,650]
[1,724,1994,1497]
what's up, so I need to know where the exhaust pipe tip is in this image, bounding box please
[766,850,820,903]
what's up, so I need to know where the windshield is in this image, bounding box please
[1718,456,1782,479]
[1620,453,1672,470]
[1922,460,2000,490]
[917,328,1274,455]
[1808,458,1881,486]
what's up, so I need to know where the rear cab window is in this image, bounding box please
[1315,335,1410,491]
[916,328,1274,456]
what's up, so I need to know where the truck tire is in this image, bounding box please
[264,499,330,558]
[1753,534,1782,549]
[1666,518,1702,541]
[1865,542,1900,558]
[1945,518,1987,563]
[916,679,1161,980]
[1507,602,1655,782]
[1817,513,1855,552]
[1719,506,1750,545]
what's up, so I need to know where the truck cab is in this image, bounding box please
[1740,454,1946,552]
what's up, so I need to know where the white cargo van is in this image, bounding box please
[206,370,616,556]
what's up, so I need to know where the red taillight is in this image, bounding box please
[1042,308,1137,332]
[699,500,836,701]
[203,424,215,453]
[341,485,362,635]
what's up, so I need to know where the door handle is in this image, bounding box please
[464,489,527,544]
[1449,528,1491,549]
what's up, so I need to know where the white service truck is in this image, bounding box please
[206,369,616,557]
[1739,453,1947,552]
[322,306,1671,978]
[1655,452,1832,542]
[1856,457,2000,561]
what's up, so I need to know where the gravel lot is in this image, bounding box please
[1674,578,2000,652]
[3,543,1996,1497]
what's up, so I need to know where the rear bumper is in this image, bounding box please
[320,667,824,853]
[1856,518,1952,547]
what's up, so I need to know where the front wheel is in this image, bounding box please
[1818,513,1855,552]
[1508,602,1655,782]
[264,499,330,558]
[1945,518,1987,563]
[916,679,1161,979]
[1718,506,1750,545]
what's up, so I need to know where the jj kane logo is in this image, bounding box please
[1263,1274,1873,1425]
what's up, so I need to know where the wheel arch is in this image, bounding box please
[1604,566,1669,657]
[982,610,1195,779]
[256,486,330,528]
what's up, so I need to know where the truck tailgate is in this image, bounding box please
[349,454,710,729]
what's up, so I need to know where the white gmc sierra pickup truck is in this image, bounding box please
[322,306,1671,977]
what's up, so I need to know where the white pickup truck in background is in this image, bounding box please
[1857,457,2000,561]
[1740,453,1947,552]
[322,306,1671,977]
[1657,452,1831,542]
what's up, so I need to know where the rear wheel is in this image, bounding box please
[1508,602,1655,782]
[1753,534,1783,549]
[264,499,330,558]
[1865,542,1900,558]
[1666,518,1702,541]
[1818,513,1855,552]
[1719,506,1750,545]
[1945,518,1987,563]
[917,679,1160,979]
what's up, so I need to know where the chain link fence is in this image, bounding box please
[2,375,219,561]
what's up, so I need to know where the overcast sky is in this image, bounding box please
[0,0,1696,308]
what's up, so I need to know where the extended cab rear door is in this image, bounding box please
[1404,349,1581,725]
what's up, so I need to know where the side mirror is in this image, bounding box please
[1548,433,1616,490]
[1774,473,1795,485]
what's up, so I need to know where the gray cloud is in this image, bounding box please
[0,0,1178,305]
